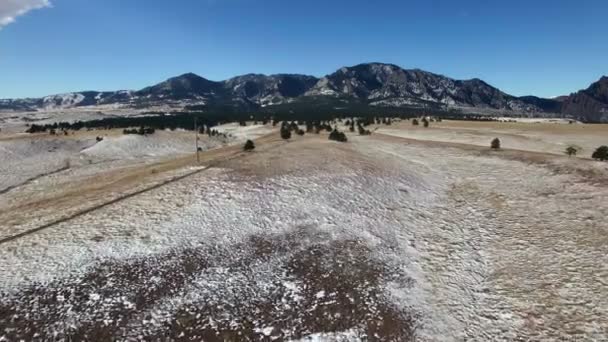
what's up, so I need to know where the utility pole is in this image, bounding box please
[194,117,200,163]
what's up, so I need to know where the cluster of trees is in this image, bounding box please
[123,127,155,135]
[411,117,440,127]
[344,118,373,135]
[279,120,349,143]
[280,120,337,140]
[24,111,254,134]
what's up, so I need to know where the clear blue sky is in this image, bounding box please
[1,0,606,99]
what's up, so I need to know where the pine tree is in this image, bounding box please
[244,140,255,151]
[592,145,608,161]
[329,129,348,142]
[280,126,292,140]
[491,138,501,149]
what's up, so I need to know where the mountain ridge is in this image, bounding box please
[2,63,606,122]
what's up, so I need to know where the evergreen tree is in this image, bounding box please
[329,129,348,142]
[244,139,255,151]
[306,121,314,132]
[491,138,501,149]
[280,126,292,140]
[592,145,608,161]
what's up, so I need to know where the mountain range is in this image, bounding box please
[1,63,607,122]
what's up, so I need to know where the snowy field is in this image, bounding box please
[0,122,607,341]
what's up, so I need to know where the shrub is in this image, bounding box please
[592,145,608,161]
[244,139,255,151]
[422,118,429,128]
[412,119,419,126]
[565,145,579,157]
[280,126,291,140]
[491,138,501,149]
[296,129,305,136]
[329,129,348,142]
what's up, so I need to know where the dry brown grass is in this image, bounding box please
[373,132,608,185]
[439,120,608,133]
[0,132,281,237]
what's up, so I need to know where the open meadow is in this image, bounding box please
[0,120,607,341]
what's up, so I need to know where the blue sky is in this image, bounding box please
[0,0,606,98]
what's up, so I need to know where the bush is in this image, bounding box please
[422,118,429,128]
[296,129,305,136]
[244,139,255,151]
[329,129,348,142]
[491,138,501,149]
[412,119,419,126]
[565,145,579,157]
[280,126,292,140]
[592,145,608,161]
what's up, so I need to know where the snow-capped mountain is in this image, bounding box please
[0,90,134,111]
[304,63,557,112]
[224,74,318,107]
[136,73,224,101]
[3,62,604,121]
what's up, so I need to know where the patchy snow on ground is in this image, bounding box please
[212,122,275,142]
[0,137,93,191]
[0,130,607,341]
[289,329,362,341]
[80,131,219,161]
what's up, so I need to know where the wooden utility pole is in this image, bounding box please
[194,117,200,163]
